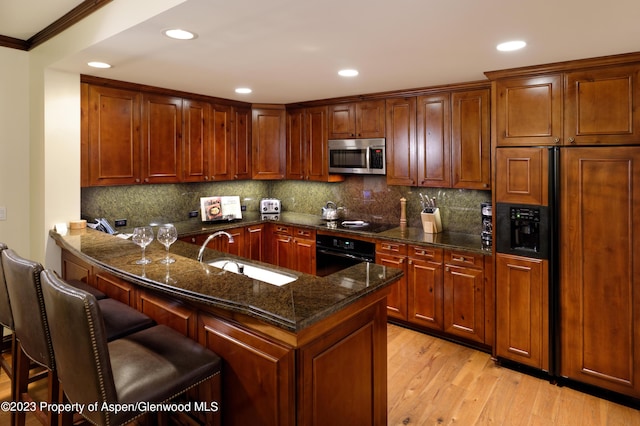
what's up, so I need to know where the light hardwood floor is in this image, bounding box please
[1,324,638,425]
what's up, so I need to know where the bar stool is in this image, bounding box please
[41,270,223,426]
[1,249,156,426]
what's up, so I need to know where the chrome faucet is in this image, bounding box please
[197,231,235,262]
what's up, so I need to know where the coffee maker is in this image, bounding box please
[481,202,492,249]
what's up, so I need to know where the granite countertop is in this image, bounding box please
[51,228,402,333]
[167,211,491,255]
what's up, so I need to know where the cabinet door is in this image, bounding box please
[252,107,286,179]
[451,89,490,189]
[209,104,233,180]
[286,108,305,180]
[376,242,408,321]
[182,99,210,182]
[495,75,563,146]
[356,100,385,138]
[385,97,417,186]
[141,94,183,183]
[417,93,450,187]
[495,254,548,370]
[495,147,549,205]
[233,106,252,180]
[564,65,640,145]
[560,147,640,398]
[292,228,316,274]
[138,290,197,338]
[306,106,331,181]
[245,224,265,262]
[443,251,484,343]
[87,85,141,186]
[95,271,136,306]
[61,250,92,284]
[198,314,295,426]
[328,103,356,138]
[407,246,444,330]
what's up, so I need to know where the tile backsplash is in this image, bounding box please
[81,176,490,234]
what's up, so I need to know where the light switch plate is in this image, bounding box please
[0,207,6,221]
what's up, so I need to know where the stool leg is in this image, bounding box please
[14,342,29,426]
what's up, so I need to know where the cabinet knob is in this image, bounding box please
[135,178,140,183]
[554,137,560,144]
[144,178,149,183]
[568,137,576,144]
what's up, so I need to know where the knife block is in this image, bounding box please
[421,209,442,234]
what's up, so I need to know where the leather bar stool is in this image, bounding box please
[41,270,223,426]
[1,249,156,426]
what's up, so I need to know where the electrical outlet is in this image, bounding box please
[241,205,247,212]
[0,207,5,221]
[114,219,127,227]
[188,210,199,218]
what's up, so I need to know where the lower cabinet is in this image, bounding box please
[495,253,549,370]
[138,289,198,338]
[268,224,316,274]
[95,270,137,306]
[198,313,295,426]
[375,241,408,320]
[407,245,444,330]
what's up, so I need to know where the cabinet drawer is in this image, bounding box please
[272,224,292,235]
[408,245,443,262]
[376,241,407,255]
[294,227,315,239]
[445,250,483,268]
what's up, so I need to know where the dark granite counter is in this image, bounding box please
[51,227,402,332]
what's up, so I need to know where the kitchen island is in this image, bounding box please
[51,227,402,426]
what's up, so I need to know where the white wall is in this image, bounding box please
[0,47,31,255]
[15,0,187,267]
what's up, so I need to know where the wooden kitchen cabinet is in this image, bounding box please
[182,98,210,182]
[84,84,142,186]
[385,97,417,186]
[141,93,183,183]
[95,270,137,306]
[495,146,549,205]
[208,103,233,180]
[407,245,444,330]
[182,226,245,258]
[451,89,490,189]
[232,106,252,180]
[328,100,385,139]
[493,74,563,147]
[564,64,640,145]
[443,249,485,344]
[245,224,265,262]
[198,313,295,426]
[560,147,640,398]
[138,289,198,338]
[417,93,450,187]
[376,241,408,320]
[495,253,549,370]
[252,105,286,179]
[269,224,316,274]
[286,106,344,182]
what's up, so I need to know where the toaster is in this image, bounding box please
[260,198,281,214]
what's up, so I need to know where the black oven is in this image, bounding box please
[496,203,549,260]
[316,234,376,277]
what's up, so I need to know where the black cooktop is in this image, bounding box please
[326,220,396,234]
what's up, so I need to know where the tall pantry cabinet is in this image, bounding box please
[487,53,640,399]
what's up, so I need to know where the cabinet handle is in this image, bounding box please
[568,137,576,144]
[554,137,560,144]
[452,256,466,262]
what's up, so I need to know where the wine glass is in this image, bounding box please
[132,226,154,265]
[157,224,178,264]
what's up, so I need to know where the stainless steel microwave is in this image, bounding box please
[328,138,386,175]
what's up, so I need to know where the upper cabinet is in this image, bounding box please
[82,78,252,187]
[84,84,142,186]
[490,61,640,146]
[386,86,491,190]
[286,106,343,182]
[252,105,286,180]
[328,100,385,139]
[141,93,183,184]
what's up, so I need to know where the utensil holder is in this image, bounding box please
[421,208,442,234]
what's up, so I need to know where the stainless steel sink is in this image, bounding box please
[207,258,297,286]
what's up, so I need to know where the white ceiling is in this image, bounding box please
[4,0,640,104]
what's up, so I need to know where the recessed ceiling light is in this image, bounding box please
[338,69,359,77]
[87,61,112,69]
[497,40,526,52]
[235,88,252,94]
[163,29,197,40]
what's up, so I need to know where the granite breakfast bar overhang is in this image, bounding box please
[51,227,402,425]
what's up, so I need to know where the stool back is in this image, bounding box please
[0,243,13,330]
[1,249,54,370]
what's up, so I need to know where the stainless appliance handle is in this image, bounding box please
[366,146,371,170]
[316,248,371,262]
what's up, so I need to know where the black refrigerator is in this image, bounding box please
[494,145,640,400]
